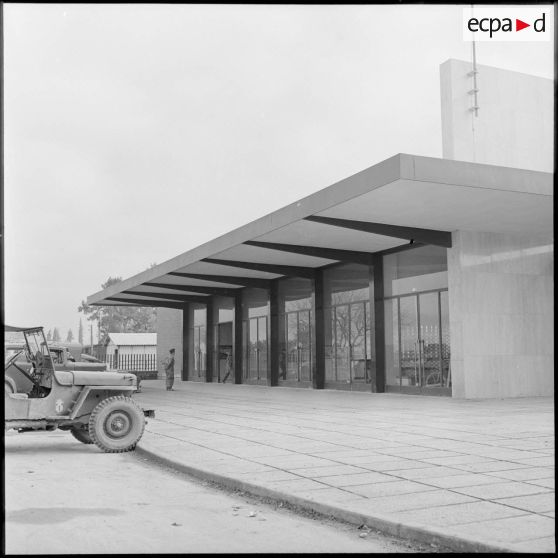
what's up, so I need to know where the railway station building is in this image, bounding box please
[87,60,553,399]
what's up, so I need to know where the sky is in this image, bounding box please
[3,3,554,343]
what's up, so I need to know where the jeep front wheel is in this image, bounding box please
[88,396,145,453]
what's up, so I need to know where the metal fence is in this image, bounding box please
[104,353,157,371]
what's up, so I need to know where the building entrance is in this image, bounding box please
[243,316,268,383]
[217,321,233,383]
[385,290,450,394]
[331,301,372,388]
[192,325,206,381]
[280,309,311,383]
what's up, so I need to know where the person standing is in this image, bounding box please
[163,348,175,391]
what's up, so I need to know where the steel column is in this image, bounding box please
[182,304,189,381]
[269,280,279,387]
[313,269,325,389]
[234,294,243,384]
[205,298,214,383]
[372,254,385,392]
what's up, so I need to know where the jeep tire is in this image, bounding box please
[88,395,145,453]
[70,425,93,444]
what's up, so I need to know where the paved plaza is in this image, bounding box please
[134,381,554,553]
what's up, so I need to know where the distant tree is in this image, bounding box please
[52,328,61,342]
[66,329,74,343]
[46,329,53,341]
[79,274,157,344]
[78,319,84,344]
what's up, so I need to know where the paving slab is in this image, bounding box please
[486,466,555,482]
[314,471,399,487]
[134,381,555,553]
[392,500,526,527]
[493,492,555,514]
[444,513,556,543]
[418,472,503,489]
[449,460,531,473]
[527,477,555,489]
[453,481,552,500]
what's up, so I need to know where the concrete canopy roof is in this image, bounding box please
[87,153,553,309]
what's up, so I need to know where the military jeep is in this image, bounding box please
[5,326,153,453]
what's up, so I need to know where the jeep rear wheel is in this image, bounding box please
[88,396,145,453]
[70,426,93,444]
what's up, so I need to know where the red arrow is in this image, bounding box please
[516,19,530,31]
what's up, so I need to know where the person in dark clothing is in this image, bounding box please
[163,348,175,391]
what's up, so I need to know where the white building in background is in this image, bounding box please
[104,332,157,371]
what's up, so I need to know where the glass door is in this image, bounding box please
[244,316,268,382]
[333,304,350,382]
[192,325,206,381]
[399,296,419,386]
[257,316,268,380]
[332,301,372,387]
[385,290,451,394]
[419,292,442,388]
[298,311,311,381]
[217,322,233,383]
[283,310,312,382]
[350,302,369,383]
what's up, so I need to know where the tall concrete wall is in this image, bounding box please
[157,308,183,379]
[448,230,553,399]
[440,59,553,173]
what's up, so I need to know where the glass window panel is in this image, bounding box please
[248,305,268,319]
[384,299,397,387]
[332,287,369,306]
[383,245,448,297]
[419,292,441,388]
[299,311,311,381]
[350,303,367,383]
[324,307,334,382]
[192,327,200,376]
[242,288,269,319]
[193,307,206,327]
[249,318,258,379]
[218,308,234,323]
[286,313,298,380]
[365,302,374,383]
[242,320,249,378]
[258,316,268,380]
[324,263,371,306]
[199,326,206,373]
[440,291,451,388]
[399,296,419,386]
[278,313,287,381]
[278,277,314,383]
[334,305,350,382]
[213,324,220,378]
[192,325,206,378]
[279,277,312,312]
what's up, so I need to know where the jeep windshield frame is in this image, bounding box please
[22,328,56,392]
[23,328,51,363]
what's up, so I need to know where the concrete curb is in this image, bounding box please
[136,441,517,554]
